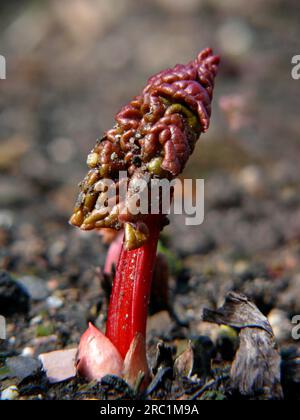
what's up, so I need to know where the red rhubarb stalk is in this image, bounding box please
[106,216,162,358]
[70,49,219,383]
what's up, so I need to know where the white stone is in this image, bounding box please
[1,386,19,400]
[39,348,77,384]
[21,347,35,358]
[46,295,64,310]
[30,315,43,326]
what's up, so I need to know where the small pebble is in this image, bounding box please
[238,165,264,195]
[32,334,58,347]
[8,336,16,345]
[18,275,49,301]
[39,348,77,384]
[233,261,249,275]
[268,309,291,342]
[1,385,19,400]
[5,356,41,382]
[0,210,14,228]
[46,296,64,310]
[21,347,35,358]
[30,315,43,326]
[47,278,59,291]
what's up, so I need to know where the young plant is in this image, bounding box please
[70,49,219,385]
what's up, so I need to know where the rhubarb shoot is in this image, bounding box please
[70,49,220,382]
[106,216,162,358]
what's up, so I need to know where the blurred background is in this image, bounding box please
[0,0,300,378]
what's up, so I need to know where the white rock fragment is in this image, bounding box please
[39,348,77,384]
[238,165,264,195]
[46,295,64,310]
[268,309,291,342]
[0,210,14,228]
[1,386,19,400]
[21,347,35,358]
[8,336,16,345]
[30,315,43,326]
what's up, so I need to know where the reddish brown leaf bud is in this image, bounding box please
[70,49,219,250]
